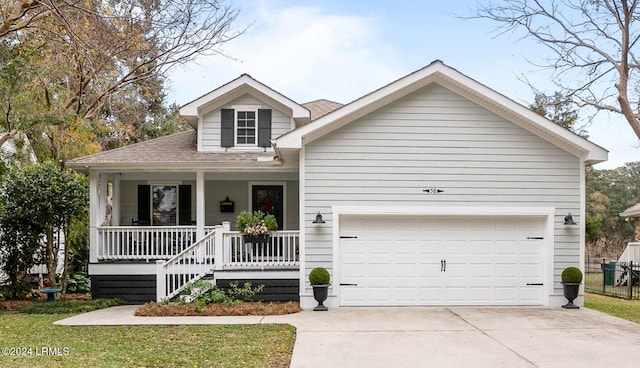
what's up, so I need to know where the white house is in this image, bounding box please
[67,61,608,307]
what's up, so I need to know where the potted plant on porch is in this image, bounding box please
[561,266,583,309]
[309,267,331,311]
[236,210,278,244]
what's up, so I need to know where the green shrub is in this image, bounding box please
[200,288,228,304]
[226,282,264,302]
[309,267,330,285]
[182,280,264,305]
[0,279,32,300]
[561,266,583,283]
[66,272,91,293]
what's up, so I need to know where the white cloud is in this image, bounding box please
[166,3,402,105]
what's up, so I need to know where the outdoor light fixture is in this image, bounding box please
[564,213,577,225]
[312,212,326,224]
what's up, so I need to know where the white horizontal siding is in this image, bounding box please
[204,180,299,229]
[201,94,292,152]
[303,83,582,294]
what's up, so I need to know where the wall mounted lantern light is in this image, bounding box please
[563,213,577,225]
[312,212,326,224]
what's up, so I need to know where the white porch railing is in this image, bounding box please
[156,228,217,301]
[96,226,215,261]
[148,224,299,301]
[223,231,300,269]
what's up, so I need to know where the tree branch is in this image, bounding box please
[471,0,640,139]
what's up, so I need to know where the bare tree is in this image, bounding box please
[474,0,640,139]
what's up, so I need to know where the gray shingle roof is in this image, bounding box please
[302,99,343,120]
[66,131,276,167]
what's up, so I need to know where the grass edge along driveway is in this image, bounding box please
[585,292,640,324]
[0,313,295,368]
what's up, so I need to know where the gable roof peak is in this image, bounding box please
[275,60,608,164]
[180,73,310,128]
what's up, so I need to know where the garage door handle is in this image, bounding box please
[527,237,544,240]
[526,283,543,286]
[340,283,358,286]
[340,236,358,239]
[441,259,446,272]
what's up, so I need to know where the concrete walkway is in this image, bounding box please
[56,306,640,368]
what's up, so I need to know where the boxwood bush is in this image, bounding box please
[309,267,330,285]
[561,266,583,283]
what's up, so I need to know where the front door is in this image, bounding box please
[251,185,284,229]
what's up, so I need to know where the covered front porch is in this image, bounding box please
[85,166,300,301]
[89,167,300,255]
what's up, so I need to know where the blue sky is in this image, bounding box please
[167,0,638,169]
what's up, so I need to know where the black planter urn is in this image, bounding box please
[561,282,580,309]
[311,284,330,311]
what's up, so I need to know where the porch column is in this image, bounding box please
[196,171,205,239]
[98,174,108,226]
[112,174,120,226]
[89,171,99,263]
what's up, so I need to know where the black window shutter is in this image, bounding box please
[221,108,235,147]
[137,185,150,225]
[258,109,272,148]
[178,185,192,225]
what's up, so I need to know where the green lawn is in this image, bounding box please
[0,313,295,368]
[585,292,640,323]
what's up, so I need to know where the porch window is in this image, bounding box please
[152,185,177,226]
[221,108,272,148]
[137,185,192,226]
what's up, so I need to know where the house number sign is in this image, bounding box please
[422,188,444,194]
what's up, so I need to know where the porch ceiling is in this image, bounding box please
[66,131,282,171]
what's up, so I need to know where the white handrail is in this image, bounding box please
[97,226,215,261]
[224,231,299,269]
[156,228,217,301]
[98,226,195,261]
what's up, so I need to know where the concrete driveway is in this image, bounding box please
[57,306,640,368]
[269,307,640,368]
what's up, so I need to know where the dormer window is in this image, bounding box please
[236,110,257,145]
[221,107,272,149]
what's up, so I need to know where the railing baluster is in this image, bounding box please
[97,226,200,261]
[221,231,299,269]
[97,227,299,272]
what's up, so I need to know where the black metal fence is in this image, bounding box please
[585,257,640,300]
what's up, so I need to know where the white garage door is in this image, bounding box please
[339,215,546,306]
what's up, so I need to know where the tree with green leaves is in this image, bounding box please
[0,0,242,162]
[586,162,640,257]
[0,162,87,296]
[529,91,589,138]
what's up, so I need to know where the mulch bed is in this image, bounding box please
[135,301,302,316]
[0,292,91,312]
[2,292,301,316]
